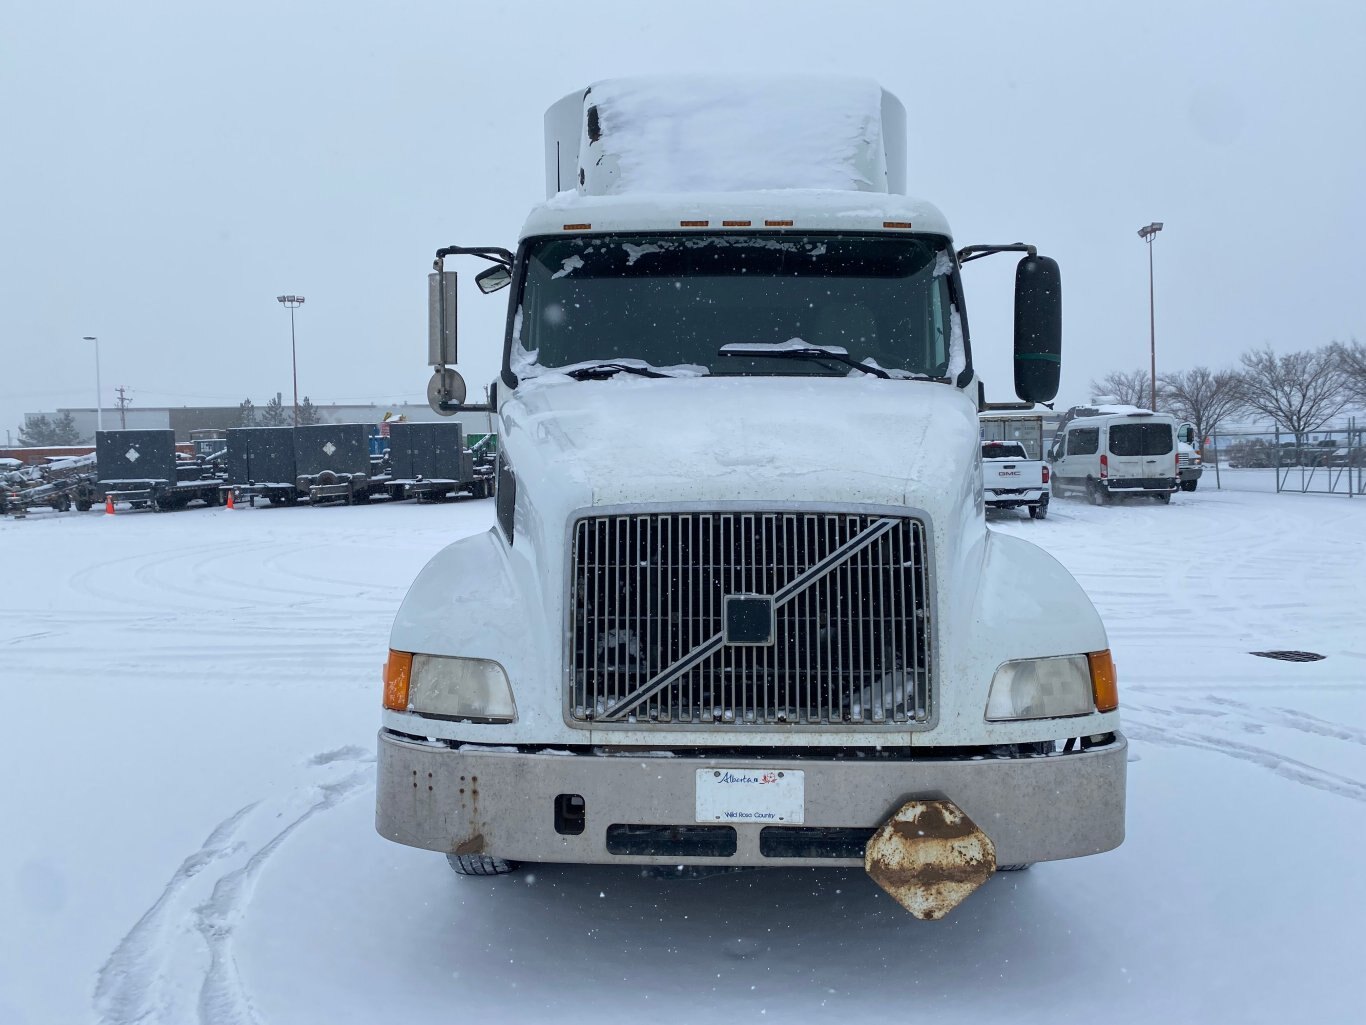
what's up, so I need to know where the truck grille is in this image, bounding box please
[568,511,932,729]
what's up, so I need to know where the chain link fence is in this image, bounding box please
[1206,418,1365,496]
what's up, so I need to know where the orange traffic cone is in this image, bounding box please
[104,495,115,515]
[226,490,235,510]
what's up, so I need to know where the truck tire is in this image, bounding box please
[1181,479,1198,492]
[1028,498,1048,520]
[446,853,519,877]
[1156,492,1172,504]
[1088,481,1109,506]
[75,499,92,512]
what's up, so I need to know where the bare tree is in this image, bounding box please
[1088,369,1153,409]
[1237,346,1350,445]
[1158,366,1245,449]
[1334,340,1366,404]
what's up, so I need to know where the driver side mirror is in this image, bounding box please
[1013,255,1062,404]
[475,264,512,294]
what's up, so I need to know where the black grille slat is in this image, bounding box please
[569,511,932,729]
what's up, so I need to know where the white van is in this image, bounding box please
[1049,408,1179,505]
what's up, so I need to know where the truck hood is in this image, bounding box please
[500,375,981,512]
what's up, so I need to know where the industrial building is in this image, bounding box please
[21,402,496,443]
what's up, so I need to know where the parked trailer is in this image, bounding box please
[1,453,100,516]
[294,423,388,505]
[225,427,301,506]
[386,421,492,501]
[96,429,224,511]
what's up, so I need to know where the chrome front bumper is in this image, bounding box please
[376,730,1126,868]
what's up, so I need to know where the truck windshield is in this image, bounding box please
[1109,422,1173,456]
[511,233,959,379]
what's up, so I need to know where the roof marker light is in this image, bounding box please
[562,223,592,231]
[680,220,709,227]
[721,220,751,227]
[883,221,914,229]
[764,219,794,227]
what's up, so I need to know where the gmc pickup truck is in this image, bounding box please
[981,440,1050,519]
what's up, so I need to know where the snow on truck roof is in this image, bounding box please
[1067,403,1169,419]
[520,190,953,240]
[526,75,953,241]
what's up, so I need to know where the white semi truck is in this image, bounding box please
[376,77,1125,919]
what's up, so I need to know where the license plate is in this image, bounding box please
[695,768,805,824]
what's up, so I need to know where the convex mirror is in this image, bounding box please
[476,264,512,293]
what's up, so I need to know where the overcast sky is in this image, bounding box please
[2,0,1363,438]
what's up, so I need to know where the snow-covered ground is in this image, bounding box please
[2,490,1364,1024]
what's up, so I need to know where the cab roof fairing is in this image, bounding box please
[518,190,954,243]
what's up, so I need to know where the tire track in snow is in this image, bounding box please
[1125,718,1366,804]
[1201,695,1366,746]
[92,754,374,1025]
[93,803,257,1025]
[194,768,371,1025]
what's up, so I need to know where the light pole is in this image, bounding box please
[1137,222,1163,411]
[83,336,102,433]
[276,295,305,426]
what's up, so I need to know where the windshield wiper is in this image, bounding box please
[718,342,891,379]
[564,362,669,381]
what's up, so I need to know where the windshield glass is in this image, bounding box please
[511,233,959,379]
[1109,422,1173,456]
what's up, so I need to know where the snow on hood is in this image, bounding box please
[500,376,979,510]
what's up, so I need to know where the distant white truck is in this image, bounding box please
[1176,425,1202,491]
[981,440,1050,518]
[376,76,1125,921]
[980,413,1050,518]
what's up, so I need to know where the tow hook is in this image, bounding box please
[865,800,997,920]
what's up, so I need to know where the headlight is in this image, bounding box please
[985,653,1113,722]
[407,654,517,722]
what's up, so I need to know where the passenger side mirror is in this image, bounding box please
[1013,255,1062,404]
[475,264,512,294]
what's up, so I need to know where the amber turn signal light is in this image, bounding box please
[383,649,413,710]
[1088,650,1118,712]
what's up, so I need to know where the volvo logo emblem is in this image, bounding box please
[723,594,775,646]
